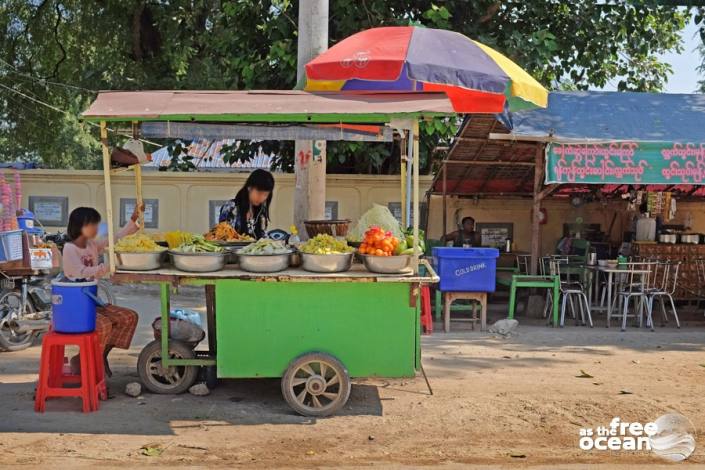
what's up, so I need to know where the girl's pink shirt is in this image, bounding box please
[62,221,139,280]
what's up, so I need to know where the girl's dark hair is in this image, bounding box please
[67,207,101,241]
[234,169,275,230]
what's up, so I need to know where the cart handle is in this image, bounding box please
[419,258,440,283]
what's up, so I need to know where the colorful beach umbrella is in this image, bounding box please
[305,26,548,113]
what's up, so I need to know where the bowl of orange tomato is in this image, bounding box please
[358,226,412,274]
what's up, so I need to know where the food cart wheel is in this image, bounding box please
[281,352,351,417]
[137,340,198,394]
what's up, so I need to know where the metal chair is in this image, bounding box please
[646,261,681,329]
[612,262,655,331]
[553,258,593,327]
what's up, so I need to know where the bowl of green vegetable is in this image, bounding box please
[236,239,292,273]
[169,236,226,272]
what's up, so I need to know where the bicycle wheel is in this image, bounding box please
[0,291,36,351]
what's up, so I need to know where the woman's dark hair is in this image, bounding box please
[233,169,275,229]
[67,207,101,241]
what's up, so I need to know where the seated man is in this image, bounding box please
[441,216,480,247]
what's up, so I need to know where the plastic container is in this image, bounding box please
[0,230,23,262]
[432,247,500,292]
[17,210,35,231]
[635,217,656,241]
[51,280,102,333]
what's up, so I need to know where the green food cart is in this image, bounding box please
[82,90,452,416]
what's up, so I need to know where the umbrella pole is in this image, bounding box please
[100,121,117,273]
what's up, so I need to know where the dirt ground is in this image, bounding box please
[1,285,704,468]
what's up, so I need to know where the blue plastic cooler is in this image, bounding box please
[432,247,500,292]
[51,280,101,333]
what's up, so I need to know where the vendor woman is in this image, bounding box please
[219,169,275,239]
[62,205,143,377]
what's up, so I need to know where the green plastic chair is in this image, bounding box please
[507,256,560,327]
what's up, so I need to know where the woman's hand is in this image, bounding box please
[130,203,145,223]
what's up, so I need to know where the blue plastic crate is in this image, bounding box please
[432,247,499,292]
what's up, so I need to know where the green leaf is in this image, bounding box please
[140,444,164,457]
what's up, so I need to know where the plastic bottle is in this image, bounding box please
[288,225,300,247]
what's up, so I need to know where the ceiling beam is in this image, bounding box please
[442,160,535,166]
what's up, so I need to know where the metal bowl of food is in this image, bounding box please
[116,251,165,271]
[301,252,353,273]
[237,252,292,273]
[169,251,226,272]
[360,254,412,274]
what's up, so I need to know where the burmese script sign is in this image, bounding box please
[545,142,705,185]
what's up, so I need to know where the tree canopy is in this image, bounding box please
[0,1,694,172]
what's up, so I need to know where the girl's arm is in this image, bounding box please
[62,244,108,280]
[95,203,143,253]
[94,219,139,254]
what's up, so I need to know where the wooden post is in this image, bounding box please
[100,121,117,273]
[412,120,420,273]
[400,133,407,228]
[530,144,545,275]
[132,121,144,231]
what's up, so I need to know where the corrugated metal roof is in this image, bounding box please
[431,91,705,198]
[81,90,455,123]
[147,139,273,171]
[510,91,705,142]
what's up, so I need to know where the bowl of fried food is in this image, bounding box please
[204,222,255,247]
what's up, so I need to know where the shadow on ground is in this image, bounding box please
[0,378,383,435]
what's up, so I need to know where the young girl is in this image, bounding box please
[219,169,274,239]
[62,205,142,376]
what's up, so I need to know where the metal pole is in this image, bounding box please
[412,120,420,273]
[100,121,116,273]
[400,133,407,228]
[442,163,447,241]
[294,0,328,237]
[405,127,413,229]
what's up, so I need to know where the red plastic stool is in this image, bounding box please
[35,331,106,413]
[420,285,433,335]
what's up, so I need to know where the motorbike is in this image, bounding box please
[0,231,115,352]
